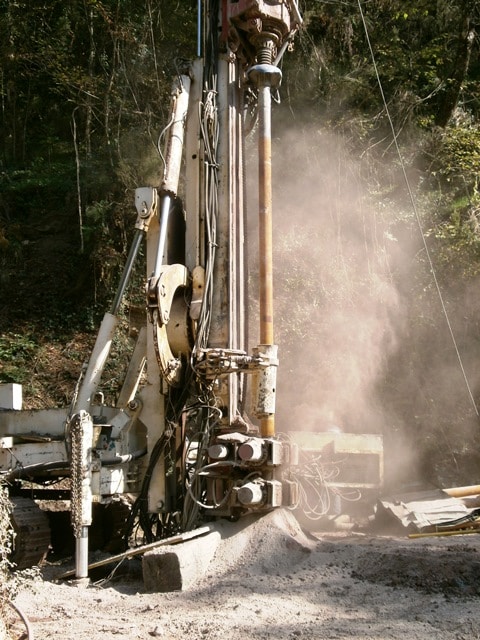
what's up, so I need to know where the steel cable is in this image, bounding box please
[357,0,479,417]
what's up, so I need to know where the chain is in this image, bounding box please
[69,410,93,538]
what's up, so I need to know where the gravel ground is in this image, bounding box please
[13,510,480,640]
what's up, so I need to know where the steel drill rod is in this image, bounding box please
[75,526,89,579]
[257,82,275,437]
[110,228,144,315]
[153,194,172,276]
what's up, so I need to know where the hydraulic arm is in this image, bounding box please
[0,1,304,579]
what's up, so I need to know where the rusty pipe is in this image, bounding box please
[257,81,274,348]
[248,61,282,437]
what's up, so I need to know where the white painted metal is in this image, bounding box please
[0,441,67,469]
[117,326,147,408]
[0,383,22,409]
[185,59,204,272]
[161,75,192,197]
[252,344,278,418]
[0,406,68,437]
[72,312,118,413]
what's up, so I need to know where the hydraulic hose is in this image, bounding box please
[5,447,147,481]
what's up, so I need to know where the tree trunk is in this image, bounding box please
[434,5,476,127]
[85,4,95,158]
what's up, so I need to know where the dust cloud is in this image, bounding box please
[250,123,480,489]
[268,127,403,436]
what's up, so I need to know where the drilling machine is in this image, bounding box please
[0,1,304,579]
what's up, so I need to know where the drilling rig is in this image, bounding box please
[1,1,385,580]
[0,1,305,579]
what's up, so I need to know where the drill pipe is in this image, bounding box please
[249,62,281,437]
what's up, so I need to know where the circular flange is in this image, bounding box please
[153,263,192,387]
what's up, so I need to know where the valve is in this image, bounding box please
[234,479,283,508]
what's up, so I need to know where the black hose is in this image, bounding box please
[5,447,148,481]
[5,461,69,482]
[123,431,172,543]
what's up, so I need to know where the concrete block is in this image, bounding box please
[0,383,22,410]
[142,531,221,592]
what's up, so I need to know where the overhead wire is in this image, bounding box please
[356,0,479,418]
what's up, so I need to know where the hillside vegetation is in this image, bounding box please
[1,0,480,486]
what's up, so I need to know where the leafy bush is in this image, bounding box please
[0,487,40,638]
[0,486,16,630]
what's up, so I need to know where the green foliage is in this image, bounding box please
[0,486,40,628]
[0,486,13,579]
[0,485,16,626]
[0,0,198,330]
[0,333,37,384]
[83,199,113,243]
[286,0,479,140]
[414,123,480,280]
[0,0,479,480]
[0,158,75,217]
[0,333,36,360]
[429,124,480,190]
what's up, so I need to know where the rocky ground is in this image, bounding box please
[11,510,480,640]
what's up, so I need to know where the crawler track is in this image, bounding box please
[10,497,51,569]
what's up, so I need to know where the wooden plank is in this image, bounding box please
[57,525,213,580]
